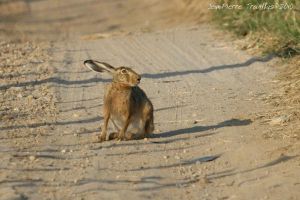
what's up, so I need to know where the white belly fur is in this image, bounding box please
[110,114,144,135]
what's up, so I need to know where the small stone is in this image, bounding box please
[163,155,169,159]
[77,127,87,133]
[27,95,34,100]
[197,176,211,185]
[10,87,22,91]
[61,149,66,153]
[144,138,148,141]
[269,116,289,126]
[175,155,181,160]
[29,155,36,161]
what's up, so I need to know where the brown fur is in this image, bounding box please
[84,60,154,142]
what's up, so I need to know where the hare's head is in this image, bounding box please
[84,60,141,86]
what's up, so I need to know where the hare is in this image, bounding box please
[84,60,154,142]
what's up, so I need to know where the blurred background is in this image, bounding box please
[0,0,210,40]
[0,0,298,55]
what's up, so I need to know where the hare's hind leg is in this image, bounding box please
[99,107,110,142]
[145,116,154,135]
[142,103,154,138]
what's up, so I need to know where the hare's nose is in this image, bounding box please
[137,76,141,82]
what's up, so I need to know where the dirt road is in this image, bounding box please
[1,1,299,200]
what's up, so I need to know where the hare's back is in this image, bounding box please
[132,86,148,103]
[132,86,153,113]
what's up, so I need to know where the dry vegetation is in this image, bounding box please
[230,31,300,139]
[176,0,300,139]
[266,55,300,139]
[210,0,299,139]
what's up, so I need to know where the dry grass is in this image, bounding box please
[213,0,299,52]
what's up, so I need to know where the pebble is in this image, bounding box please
[269,115,289,126]
[29,155,36,161]
[155,129,161,133]
[77,127,87,133]
[175,155,181,160]
[9,87,22,91]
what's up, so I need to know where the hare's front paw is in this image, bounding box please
[109,132,133,140]
[98,132,107,142]
[117,131,127,141]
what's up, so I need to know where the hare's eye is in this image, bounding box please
[121,69,127,74]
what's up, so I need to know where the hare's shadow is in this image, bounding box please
[151,118,252,138]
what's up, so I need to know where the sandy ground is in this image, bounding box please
[0,0,299,200]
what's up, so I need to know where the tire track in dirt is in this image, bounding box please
[2,25,300,200]
[1,1,300,199]
[16,25,297,200]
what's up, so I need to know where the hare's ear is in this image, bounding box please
[84,60,116,74]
